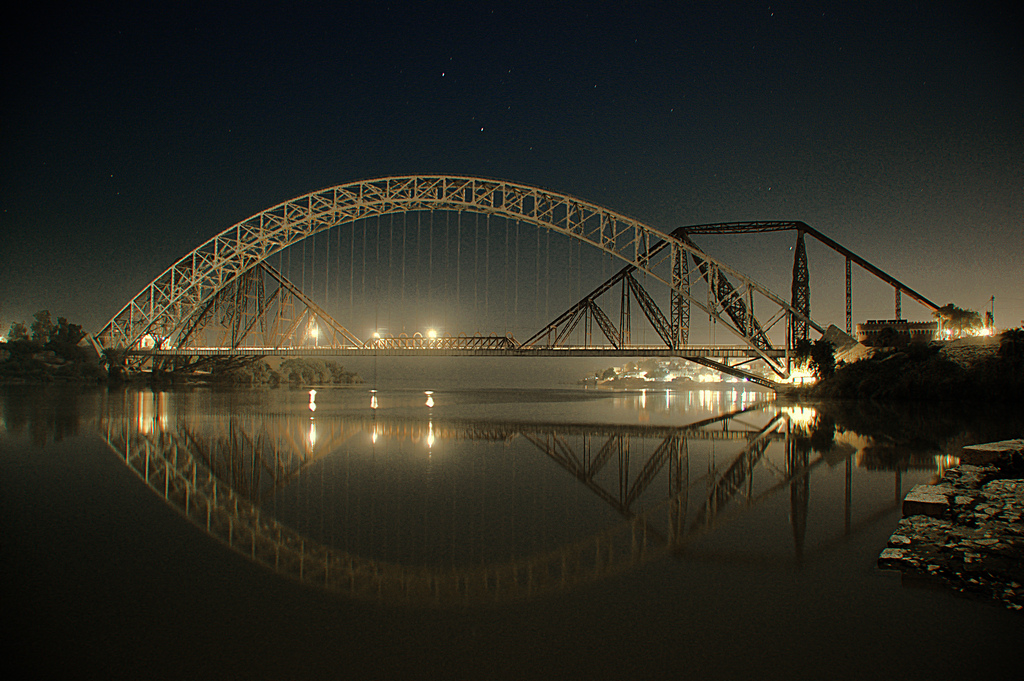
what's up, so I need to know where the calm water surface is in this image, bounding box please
[2,377,1021,680]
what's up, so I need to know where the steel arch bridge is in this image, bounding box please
[94,175,938,385]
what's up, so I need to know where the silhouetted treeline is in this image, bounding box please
[210,358,362,387]
[1,310,105,382]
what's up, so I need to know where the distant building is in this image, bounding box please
[856,320,937,346]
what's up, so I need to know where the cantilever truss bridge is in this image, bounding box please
[93,176,939,387]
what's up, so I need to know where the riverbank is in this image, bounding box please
[784,332,1024,401]
[0,349,363,388]
[878,439,1024,610]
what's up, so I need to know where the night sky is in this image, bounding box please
[2,1,1021,338]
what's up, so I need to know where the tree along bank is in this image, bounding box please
[3,311,365,387]
[3,310,111,383]
[0,346,362,389]
[124,357,363,387]
[211,358,363,387]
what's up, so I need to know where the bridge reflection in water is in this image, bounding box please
[98,389,938,607]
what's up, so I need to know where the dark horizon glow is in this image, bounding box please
[2,2,1021,336]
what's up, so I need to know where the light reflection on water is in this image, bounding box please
[606,386,765,420]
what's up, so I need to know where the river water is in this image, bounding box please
[2,369,1021,680]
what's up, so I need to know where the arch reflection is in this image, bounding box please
[94,390,922,606]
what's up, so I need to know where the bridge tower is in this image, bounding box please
[670,243,690,346]
[790,230,810,343]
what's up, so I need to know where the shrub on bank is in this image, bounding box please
[211,360,282,386]
[278,358,362,386]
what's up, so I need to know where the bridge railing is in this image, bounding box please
[363,334,519,350]
[129,342,783,358]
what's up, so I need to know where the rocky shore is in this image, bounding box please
[878,439,1024,610]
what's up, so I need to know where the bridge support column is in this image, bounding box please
[670,244,690,347]
[620,279,631,346]
[791,231,810,342]
[846,257,852,336]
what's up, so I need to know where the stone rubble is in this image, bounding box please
[878,439,1024,611]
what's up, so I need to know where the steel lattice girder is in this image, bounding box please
[96,176,823,374]
[172,262,359,351]
[521,226,771,357]
[683,221,939,313]
[792,231,810,342]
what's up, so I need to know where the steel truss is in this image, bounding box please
[792,231,810,342]
[520,226,781,383]
[120,261,360,372]
[682,221,940,322]
[365,334,518,350]
[96,176,824,378]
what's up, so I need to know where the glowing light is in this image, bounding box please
[308,389,317,412]
[782,405,817,427]
[427,420,435,449]
[425,390,434,408]
[783,366,816,385]
[370,389,378,409]
[136,333,159,350]
[308,418,317,449]
[427,328,437,338]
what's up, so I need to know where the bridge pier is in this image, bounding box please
[846,257,852,336]
[791,231,810,343]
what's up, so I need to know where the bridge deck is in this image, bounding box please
[133,345,787,359]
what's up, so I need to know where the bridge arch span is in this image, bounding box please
[96,176,818,373]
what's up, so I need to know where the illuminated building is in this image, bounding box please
[856,320,937,346]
